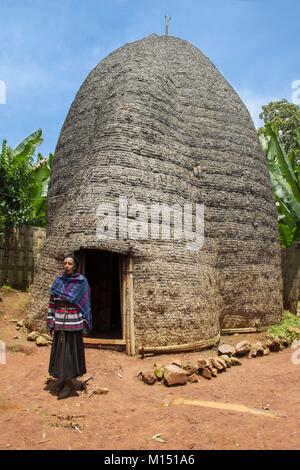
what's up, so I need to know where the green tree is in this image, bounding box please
[259,100,300,158]
[0,130,52,228]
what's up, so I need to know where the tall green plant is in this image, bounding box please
[0,130,52,228]
[260,124,300,247]
[30,152,53,226]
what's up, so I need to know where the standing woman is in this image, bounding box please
[47,255,92,399]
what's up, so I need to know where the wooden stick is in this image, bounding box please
[128,256,135,356]
[221,327,268,334]
[139,333,220,355]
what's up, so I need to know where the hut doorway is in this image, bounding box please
[76,249,135,354]
[85,250,121,339]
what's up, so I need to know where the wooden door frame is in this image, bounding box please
[78,249,135,355]
[121,255,135,355]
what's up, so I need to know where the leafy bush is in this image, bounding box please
[0,130,53,229]
[1,284,16,293]
[267,311,300,340]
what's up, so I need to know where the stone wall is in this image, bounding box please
[281,243,300,315]
[0,226,46,290]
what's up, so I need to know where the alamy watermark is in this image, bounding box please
[291,80,300,105]
[0,80,6,104]
[291,339,300,365]
[96,196,204,251]
[0,341,6,364]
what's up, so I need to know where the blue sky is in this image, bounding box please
[0,0,299,156]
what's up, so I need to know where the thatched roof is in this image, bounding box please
[26,35,283,349]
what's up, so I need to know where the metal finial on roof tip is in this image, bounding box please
[164,15,171,36]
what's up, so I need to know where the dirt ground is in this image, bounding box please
[0,288,299,451]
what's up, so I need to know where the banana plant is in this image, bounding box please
[0,130,53,228]
[30,152,53,226]
[260,124,300,247]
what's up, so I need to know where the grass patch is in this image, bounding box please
[267,311,300,340]
[7,344,33,355]
[1,284,17,293]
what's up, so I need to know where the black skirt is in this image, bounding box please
[48,330,86,380]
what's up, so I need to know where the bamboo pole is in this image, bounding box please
[128,256,135,356]
[124,256,131,355]
[120,256,127,347]
[221,327,269,335]
[139,333,220,356]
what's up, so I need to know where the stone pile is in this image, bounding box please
[7,317,53,347]
[138,333,297,386]
[138,354,242,386]
[27,330,52,346]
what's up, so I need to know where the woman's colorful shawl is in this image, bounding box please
[50,272,92,331]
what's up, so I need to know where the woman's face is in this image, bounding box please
[63,257,75,275]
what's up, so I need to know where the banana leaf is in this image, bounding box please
[11,129,43,159]
[262,124,300,247]
[269,171,300,221]
[278,222,296,248]
[265,124,300,201]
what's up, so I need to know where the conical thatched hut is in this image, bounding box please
[26,35,283,355]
